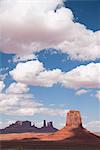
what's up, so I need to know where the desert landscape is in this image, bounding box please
[0,110,100,150]
[0,0,100,150]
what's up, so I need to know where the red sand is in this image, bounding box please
[0,132,48,141]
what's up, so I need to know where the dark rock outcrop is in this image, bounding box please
[0,120,58,134]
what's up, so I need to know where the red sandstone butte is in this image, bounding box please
[41,110,100,142]
[66,110,82,128]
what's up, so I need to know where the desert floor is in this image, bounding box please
[0,139,100,150]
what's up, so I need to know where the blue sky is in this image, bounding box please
[0,0,100,132]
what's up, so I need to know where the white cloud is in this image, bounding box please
[6,82,29,94]
[0,92,65,116]
[13,54,36,62]
[10,60,100,89]
[0,92,41,115]
[38,107,66,117]
[95,91,100,100]
[0,93,65,116]
[85,121,100,132]
[0,120,16,129]
[75,89,88,96]
[0,82,65,116]
[61,62,100,89]
[10,60,62,87]
[0,0,100,60]
[0,81,5,92]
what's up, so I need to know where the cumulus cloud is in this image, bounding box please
[95,91,100,100]
[6,82,29,94]
[10,60,100,89]
[0,81,65,116]
[75,89,88,96]
[0,0,100,60]
[0,92,65,116]
[10,60,62,87]
[0,92,42,115]
[61,62,100,89]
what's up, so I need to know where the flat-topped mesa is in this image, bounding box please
[66,110,82,128]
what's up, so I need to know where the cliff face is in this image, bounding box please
[66,110,82,128]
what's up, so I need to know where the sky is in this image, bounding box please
[0,0,100,132]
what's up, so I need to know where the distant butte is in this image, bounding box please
[0,120,58,134]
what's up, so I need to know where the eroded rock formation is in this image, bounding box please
[66,110,82,128]
[41,110,100,142]
[0,110,100,143]
[0,120,58,134]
